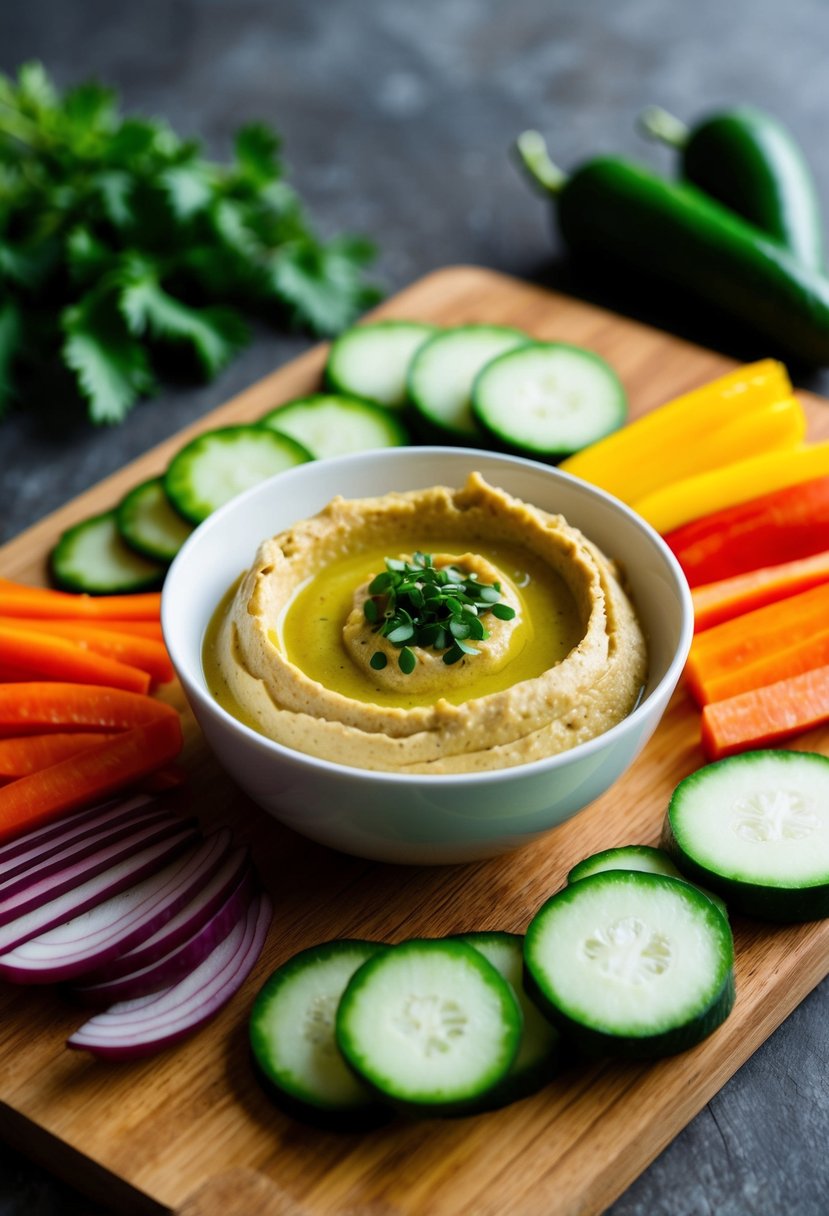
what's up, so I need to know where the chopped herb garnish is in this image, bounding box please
[363,553,516,675]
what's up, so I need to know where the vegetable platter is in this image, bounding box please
[2,266,829,1216]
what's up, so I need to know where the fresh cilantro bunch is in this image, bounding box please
[0,62,381,423]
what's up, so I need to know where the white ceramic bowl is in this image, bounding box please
[162,447,693,864]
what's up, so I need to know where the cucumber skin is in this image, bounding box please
[523,875,736,1061]
[50,511,165,595]
[681,108,823,271]
[557,157,829,365]
[116,478,192,564]
[661,814,829,924]
[325,321,437,408]
[567,845,680,885]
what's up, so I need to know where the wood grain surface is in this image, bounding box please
[1,266,828,1216]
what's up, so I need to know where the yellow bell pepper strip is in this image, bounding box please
[560,358,790,502]
[633,440,829,535]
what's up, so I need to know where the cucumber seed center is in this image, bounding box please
[583,916,672,983]
[395,994,468,1056]
[303,993,338,1055]
[731,789,819,843]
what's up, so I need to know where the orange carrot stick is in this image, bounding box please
[0,622,150,694]
[701,665,829,760]
[0,616,165,642]
[691,629,829,706]
[692,548,829,632]
[0,715,183,843]
[0,683,176,737]
[0,619,173,684]
[0,581,162,620]
[688,582,829,674]
[0,732,116,779]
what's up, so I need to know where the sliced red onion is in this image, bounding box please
[0,816,196,924]
[0,794,156,867]
[0,826,198,956]
[0,807,181,900]
[67,893,272,1059]
[77,844,253,985]
[0,830,233,983]
[74,864,255,1003]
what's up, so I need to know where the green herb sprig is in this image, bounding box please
[364,552,516,674]
[0,61,381,424]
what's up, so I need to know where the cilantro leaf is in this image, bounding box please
[0,301,22,417]
[62,291,156,424]
[234,122,282,186]
[269,236,382,335]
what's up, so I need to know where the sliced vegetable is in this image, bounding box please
[459,931,559,1104]
[471,342,627,459]
[0,682,176,737]
[50,512,166,595]
[665,476,829,588]
[663,750,829,920]
[260,394,408,460]
[0,619,173,685]
[407,325,529,440]
[335,938,522,1117]
[0,581,162,620]
[325,321,436,408]
[164,425,312,525]
[686,583,829,706]
[524,871,734,1059]
[567,844,683,884]
[0,732,115,780]
[560,358,791,502]
[697,630,829,707]
[700,665,829,761]
[0,793,154,868]
[67,892,272,1059]
[692,549,829,632]
[0,713,183,843]
[0,620,151,694]
[250,939,389,1126]
[634,441,829,535]
[639,105,823,269]
[116,478,194,563]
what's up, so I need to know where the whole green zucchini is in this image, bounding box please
[516,131,829,365]
[639,105,823,270]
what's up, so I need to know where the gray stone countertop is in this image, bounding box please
[1,1,828,1212]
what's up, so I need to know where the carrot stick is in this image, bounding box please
[0,616,165,642]
[692,629,829,706]
[0,581,162,620]
[0,622,150,694]
[0,715,183,843]
[0,619,173,684]
[701,665,829,760]
[0,733,116,779]
[692,549,829,632]
[0,683,176,737]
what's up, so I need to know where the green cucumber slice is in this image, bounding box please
[524,871,734,1059]
[459,931,559,1104]
[116,477,194,563]
[472,342,627,459]
[567,845,682,885]
[325,321,436,408]
[663,749,829,922]
[407,325,529,440]
[164,425,312,525]
[249,939,389,1127]
[50,511,166,595]
[260,393,408,460]
[335,938,522,1116]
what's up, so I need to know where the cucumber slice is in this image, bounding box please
[336,938,522,1117]
[260,394,409,460]
[164,426,312,525]
[116,478,194,563]
[249,939,389,1128]
[50,511,165,595]
[663,749,829,922]
[524,871,734,1059]
[325,321,436,408]
[407,325,529,440]
[568,845,684,885]
[472,342,627,459]
[459,931,559,1105]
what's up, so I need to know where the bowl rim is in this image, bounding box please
[162,445,694,787]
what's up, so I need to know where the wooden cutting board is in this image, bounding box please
[1,266,829,1216]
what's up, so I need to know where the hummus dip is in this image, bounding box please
[205,472,647,774]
